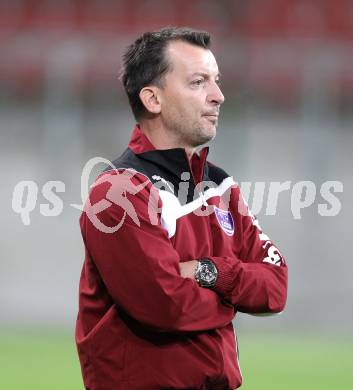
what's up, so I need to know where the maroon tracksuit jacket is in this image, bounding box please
[76,126,288,389]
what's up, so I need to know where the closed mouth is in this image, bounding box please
[203,114,219,118]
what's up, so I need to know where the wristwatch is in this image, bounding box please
[194,258,218,288]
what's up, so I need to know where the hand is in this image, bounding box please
[179,260,198,280]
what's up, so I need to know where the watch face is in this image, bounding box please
[198,260,218,287]
[200,264,217,284]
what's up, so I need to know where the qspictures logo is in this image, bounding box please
[11,157,343,232]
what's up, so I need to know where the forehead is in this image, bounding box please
[165,40,219,76]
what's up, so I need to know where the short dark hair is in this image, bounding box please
[121,27,211,120]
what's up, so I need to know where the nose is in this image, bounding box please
[207,80,225,105]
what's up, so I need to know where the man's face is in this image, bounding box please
[158,41,224,148]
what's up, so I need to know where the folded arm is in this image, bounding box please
[81,171,235,333]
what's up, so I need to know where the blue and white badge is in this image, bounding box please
[214,207,235,236]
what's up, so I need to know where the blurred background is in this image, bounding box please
[0,0,352,389]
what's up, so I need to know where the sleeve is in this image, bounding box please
[81,170,234,333]
[209,187,288,314]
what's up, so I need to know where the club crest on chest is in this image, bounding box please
[214,207,235,236]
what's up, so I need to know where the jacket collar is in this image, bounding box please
[128,125,209,184]
[128,125,156,154]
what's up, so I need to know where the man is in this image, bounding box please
[76,27,288,390]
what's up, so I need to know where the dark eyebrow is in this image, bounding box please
[190,72,221,79]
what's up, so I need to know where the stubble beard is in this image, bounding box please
[190,124,216,147]
[167,118,216,149]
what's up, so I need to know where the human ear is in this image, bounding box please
[139,87,161,115]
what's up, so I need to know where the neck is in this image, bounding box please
[139,118,196,159]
